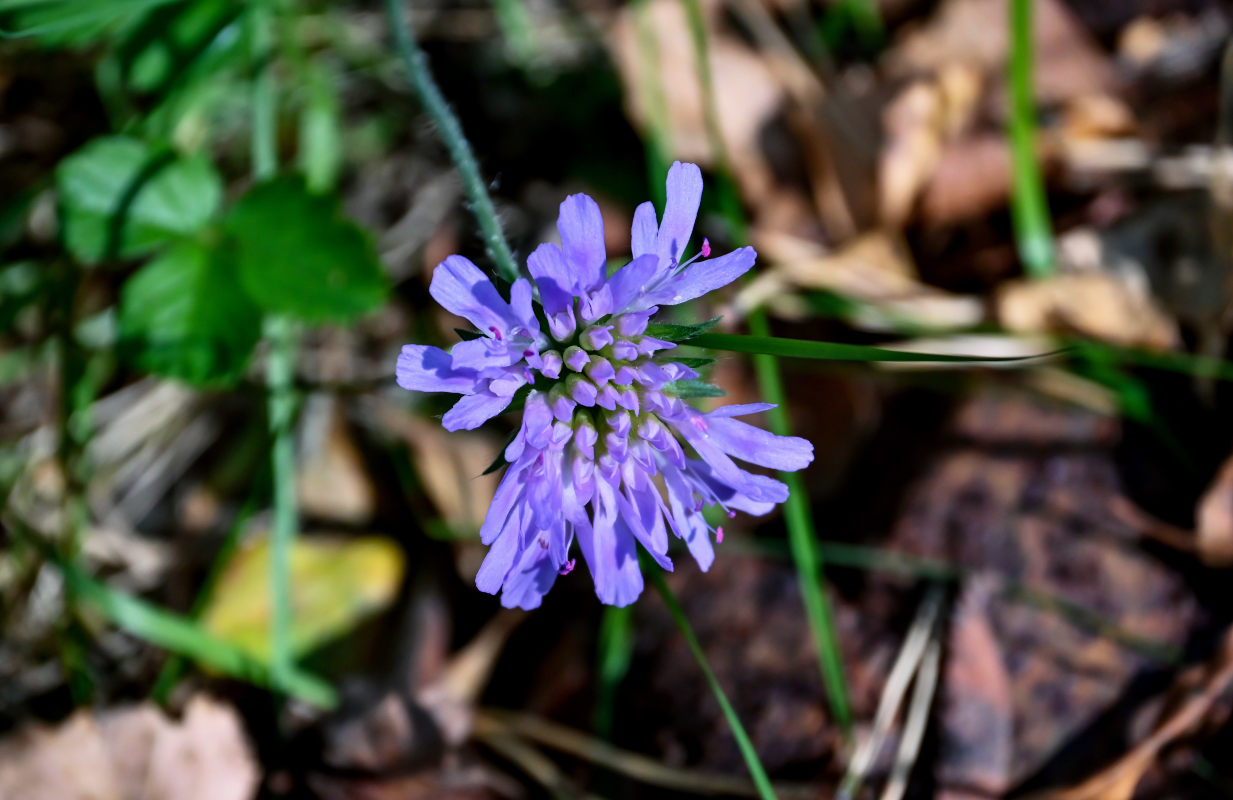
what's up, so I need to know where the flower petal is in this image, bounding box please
[606,253,660,313]
[644,246,756,307]
[430,255,518,334]
[527,243,575,316]
[705,415,815,471]
[558,193,607,291]
[443,391,513,431]
[578,481,644,606]
[500,536,561,610]
[475,503,529,593]
[631,201,658,259]
[396,344,479,394]
[656,162,702,265]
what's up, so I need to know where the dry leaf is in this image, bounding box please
[1197,453,1233,566]
[299,401,376,525]
[1028,629,1233,800]
[890,0,1115,105]
[201,533,404,661]
[997,273,1178,350]
[0,697,258,800]
[879,65,983,226]
[740,229,984,331]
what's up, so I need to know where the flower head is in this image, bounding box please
[396,162,813,609]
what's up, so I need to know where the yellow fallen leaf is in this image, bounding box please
[201,533,403,662]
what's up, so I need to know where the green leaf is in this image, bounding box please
[666,378,725,398]
[119,239,261,386]
[669,355,715,370]
[56,136,221,264]
[116,0,244,98]
[691,332,1052,363]
[297,62,342,192]
[645,316,721,343]
[224,176,388,323]
[0,0,177,44]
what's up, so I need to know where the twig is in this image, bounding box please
[840,585,945,800]
[478,710,818,799]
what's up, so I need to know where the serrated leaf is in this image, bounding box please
[645,316,721,343]
[225,176,388,323]
[666,379,726,398]
[201,534,404,663]
[118,239,261,386]
[56,136,221,264]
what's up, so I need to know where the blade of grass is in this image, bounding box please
[593,604,634,739]
[6,513,338,707]
[691,331,1053,363]
[650,571,778,800]
[384,0,520,284]
[152,493,258,704]
[748,313,853,734]
[1008,0,1055,278]
[677,0,852,734]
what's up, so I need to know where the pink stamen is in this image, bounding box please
[558,558,576,576]
[716,526,724,544]
[728,510,736,519]
[538,537,549,550]
[524,348,535,358]
[489,326,503,341]
[701,238,711,258]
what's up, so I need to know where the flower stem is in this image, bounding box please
[650,571,778,800]
[250,0,299,697]
[1008,0,1055,278]
[678,0,853,735]
[747,312,854,735]
[384,0,521,285]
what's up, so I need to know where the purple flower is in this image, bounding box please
[396,162,814,609]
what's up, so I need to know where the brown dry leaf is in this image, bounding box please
[1197,453,1233,566]
[890,0,1115,105]
[937,579,1014,799]
[919,133,1014,226]
[604,0,831,236]
[1061,94,1138,142]
[997,273,1178,349]
[299,402,376,525]
[606,0,784,207]
[0,696,258,800]
[740,229,984,331]
[1029,628,1233,800]
[879,65,983,226]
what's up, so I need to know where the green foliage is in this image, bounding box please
[56,136,221,264]
[644,316,721,343]
[118,239,261,386]
[298,62,343,192]
[0,0,175,45]
[666,378,725,398]
[224,176,388,323]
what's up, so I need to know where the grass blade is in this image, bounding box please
[1008,0,1055,278]
[691,331,1051,363]
[650,571,778,800]
[594,604,634,739]
[676,0,852,734]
